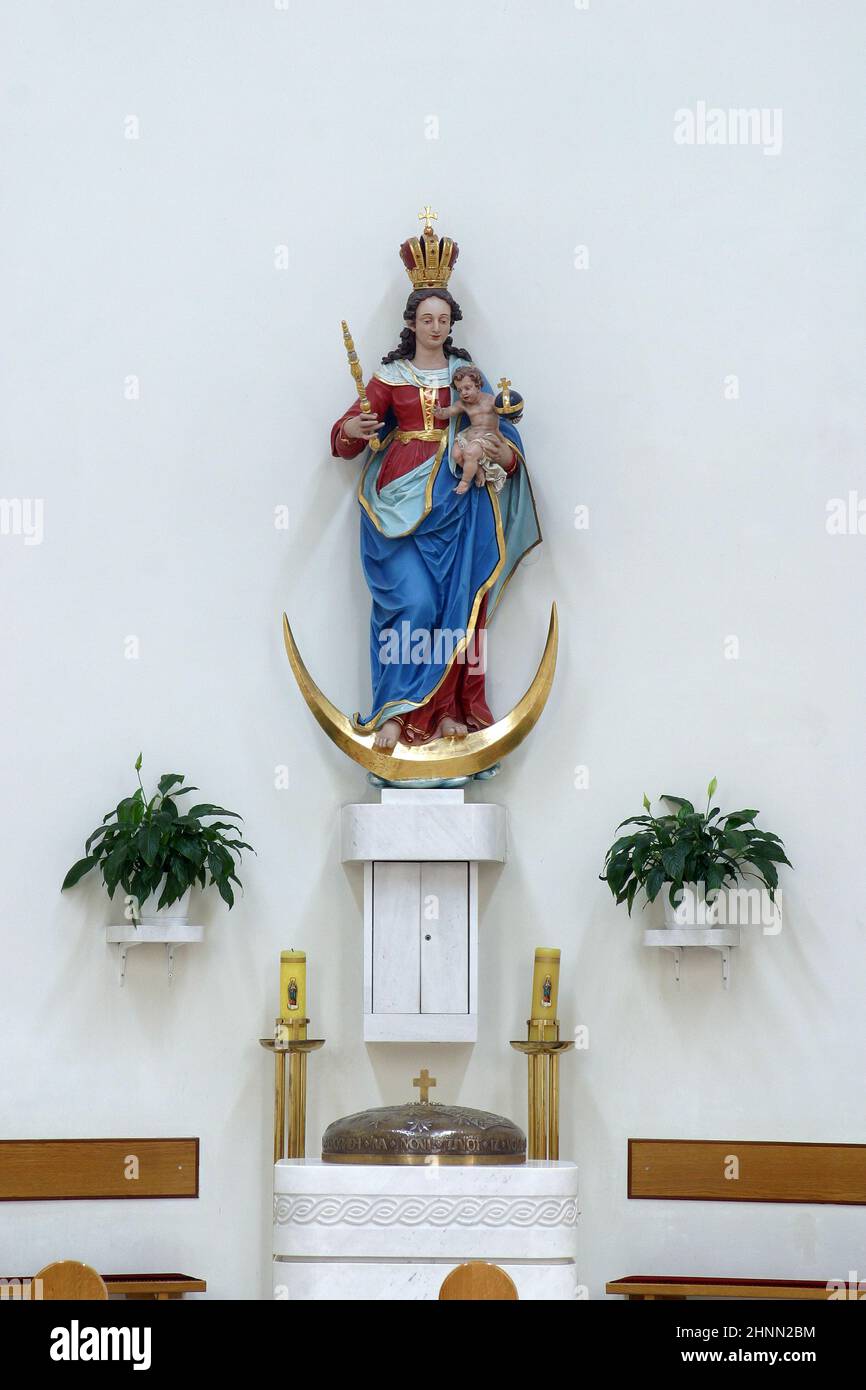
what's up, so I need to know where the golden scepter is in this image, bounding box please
[341,320,380,452]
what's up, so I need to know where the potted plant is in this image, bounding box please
[61,754,254,927]
[600,777,791,927]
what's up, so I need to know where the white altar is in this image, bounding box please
[272,1157,579,1300]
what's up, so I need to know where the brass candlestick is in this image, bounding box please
[260,1018,325,1161]
[510,1019,574,1160]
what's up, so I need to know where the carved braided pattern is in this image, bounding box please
[274,1194,577,1228]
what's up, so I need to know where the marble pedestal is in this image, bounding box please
[273,1158,578,1300]
[341,789,507,1043]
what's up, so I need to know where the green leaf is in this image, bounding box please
[157,773,185,794]
[646,867,665,902]
[661,796,695,815]
[746,857,779,889]
[85,824,113,854]
[661,844,688,881]
[747,842,791,867]
[707,776,718,800]
[216,877,235,909]
[61,856,98,890]
[135,752,143,772]
[607,835,638,859]
[213,846,234,874]
[142,824,161,866]
[157,865,189,908]
[606,861,632,895]
[642,793,652,812]
[723,828,748,852]
[175,839,205,866]
[706,864,724,893]
[725,809,759,828]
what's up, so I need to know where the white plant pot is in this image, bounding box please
[662,882,723,930]
[134,884,192,927]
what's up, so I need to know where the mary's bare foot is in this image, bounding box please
[436,717,468,739]
[373,719,402,751]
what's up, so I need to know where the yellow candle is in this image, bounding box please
[280,950,307,1025]
[531,947,560,1021]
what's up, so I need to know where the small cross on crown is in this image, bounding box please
[400,206,457,291]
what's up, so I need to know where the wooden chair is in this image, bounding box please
[439,1262,518,1300]
[34,1261,108,1300]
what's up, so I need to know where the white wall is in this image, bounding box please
[2,0,864,1298]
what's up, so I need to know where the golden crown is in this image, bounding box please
[399,206,459,291]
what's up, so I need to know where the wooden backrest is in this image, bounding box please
[35,1261,108,1300]
[0,1138,199,1200]
[439,1262,518,1300]
[629,1139,866,1204]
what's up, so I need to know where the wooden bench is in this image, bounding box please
[103,1273,206,1300]
[0,1139,199,1201]
[614,1138,863,1303]
[607,1275,839,1301]
[4,1272,206,1300]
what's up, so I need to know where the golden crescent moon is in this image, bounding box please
[282,603,558,782]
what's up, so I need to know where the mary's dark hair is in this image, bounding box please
[381,289,472,365]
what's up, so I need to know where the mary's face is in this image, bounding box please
[412,296,452,352]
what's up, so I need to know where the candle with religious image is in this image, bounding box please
[280,950,307,1036]
[531,947,560,1024]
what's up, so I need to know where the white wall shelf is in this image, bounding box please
[643,927,740,989]
[106,922,204,985]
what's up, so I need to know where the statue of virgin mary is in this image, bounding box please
[331,213,541,753]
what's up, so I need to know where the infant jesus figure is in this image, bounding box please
[434,364,508,495]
